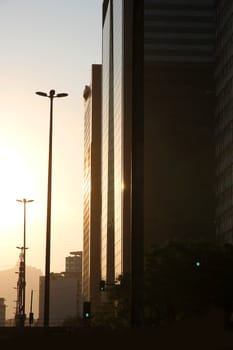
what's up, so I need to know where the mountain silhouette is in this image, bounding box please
[0,265,42,320]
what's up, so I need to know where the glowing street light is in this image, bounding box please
[35,89,68,327]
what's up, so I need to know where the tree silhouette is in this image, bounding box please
[144,240,233,326]
[92,274,131,328]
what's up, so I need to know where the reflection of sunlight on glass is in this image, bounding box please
[0,144,36,230]
[84,176,91,197]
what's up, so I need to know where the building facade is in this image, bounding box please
[101,0,216,314]
[102,0,134,286]
[215,1,233,244]
[82,64,102,314]
[65,251,82,275]
[0,298,6,326]
[144,0,216,249]
[38,272,81,326]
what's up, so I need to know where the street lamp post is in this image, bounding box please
[35,89,68,327]
[16,198,34,326]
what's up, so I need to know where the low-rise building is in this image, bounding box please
[0,298,6,326]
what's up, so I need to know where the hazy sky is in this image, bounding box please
[0,0,102,274]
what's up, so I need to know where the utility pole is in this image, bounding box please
[16,198,34,326]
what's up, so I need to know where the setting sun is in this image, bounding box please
[0,143,36,229]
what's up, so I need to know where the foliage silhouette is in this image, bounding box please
[144,240,233,326]
[91,274,131,328]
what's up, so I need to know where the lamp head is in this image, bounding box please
[56,93,68,98]
[49,90,56,97]
[35,91,48,97]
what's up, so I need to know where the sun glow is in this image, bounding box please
[0,143,36,230]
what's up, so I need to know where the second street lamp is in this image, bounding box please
[35,89,68,327]
[16,198,34,326]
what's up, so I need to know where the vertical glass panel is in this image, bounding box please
[101,4,110,280]
[113,0,123,279]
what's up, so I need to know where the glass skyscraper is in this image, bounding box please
[101,0,216,287]
[102,0,127,284]
[215,1,233,244]
[83,64,102,313]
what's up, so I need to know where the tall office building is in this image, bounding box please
[101,0,216,297]
[83,64,102,314]
[144,0,216,249]
[101,0,134,286]
[215,1,233,244]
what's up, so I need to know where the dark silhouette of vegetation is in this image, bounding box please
[89,240,233,330]
[62,315,84,328]
[144,240,233,327]
[91,274,131,328]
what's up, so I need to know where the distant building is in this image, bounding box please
[38,252,83,326]
[65,251,82,276]
[82,64,102,315]
[38,272,81,326]
[0,298,6,326]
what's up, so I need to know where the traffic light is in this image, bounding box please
[99,280,106,292]
[29,312,34,325]
[195,260,201,267]
[83,301,91,320]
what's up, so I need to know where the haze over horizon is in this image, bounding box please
[0,265,42,320]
